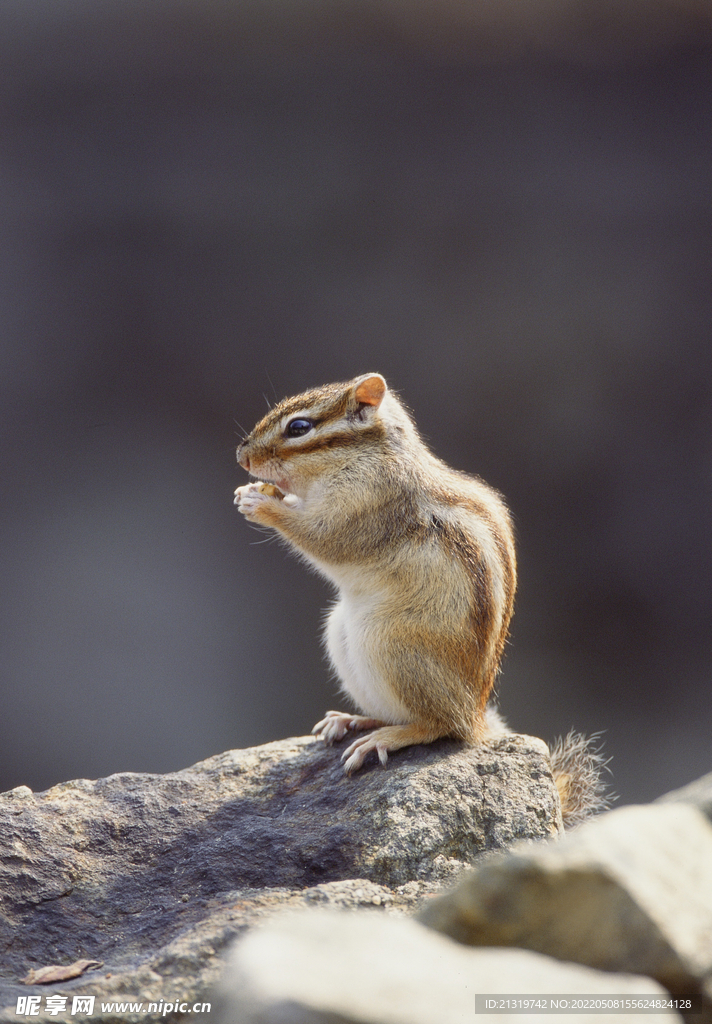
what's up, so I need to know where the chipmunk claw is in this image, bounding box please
[311,711,352,745]
[311,711,384,747]
[341,734,389,774]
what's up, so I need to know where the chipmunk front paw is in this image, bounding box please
[234,482,276,520]
[235,481,302,522]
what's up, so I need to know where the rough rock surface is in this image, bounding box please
[0,732,560,1022]
[419,801,712,1011]
[213,908,683,1024]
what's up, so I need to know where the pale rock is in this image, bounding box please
[419,802,712,1005]
[657,771,712,821]
[213,908,683,1024]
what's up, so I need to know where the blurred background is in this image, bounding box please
[1,0,710,805]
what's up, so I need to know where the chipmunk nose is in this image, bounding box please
[237,445,250,471]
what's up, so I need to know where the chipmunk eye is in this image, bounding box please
[285,418,314,438]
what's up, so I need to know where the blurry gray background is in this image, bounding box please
[1,0,710,805]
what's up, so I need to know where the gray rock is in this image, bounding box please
[419,802,712,1009]
[213,908,683,1024]
[1,881,418,1024]
[0,732,560,1020]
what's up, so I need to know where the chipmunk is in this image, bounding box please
[234,373,608,825]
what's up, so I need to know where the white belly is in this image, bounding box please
[323,596,410,724]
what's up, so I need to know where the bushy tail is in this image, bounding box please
[549,730,614,829]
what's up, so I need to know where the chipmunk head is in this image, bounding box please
[237,373,413,494]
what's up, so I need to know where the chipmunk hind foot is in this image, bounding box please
[340,722,446,775]
[336,705,509,774]
[312,711,385,746]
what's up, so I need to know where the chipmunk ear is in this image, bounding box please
[353,373,387,408]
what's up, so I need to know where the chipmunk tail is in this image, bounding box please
[483,708,614,830]
[550,730,615,829]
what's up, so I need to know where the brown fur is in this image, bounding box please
[235,373,516,772]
